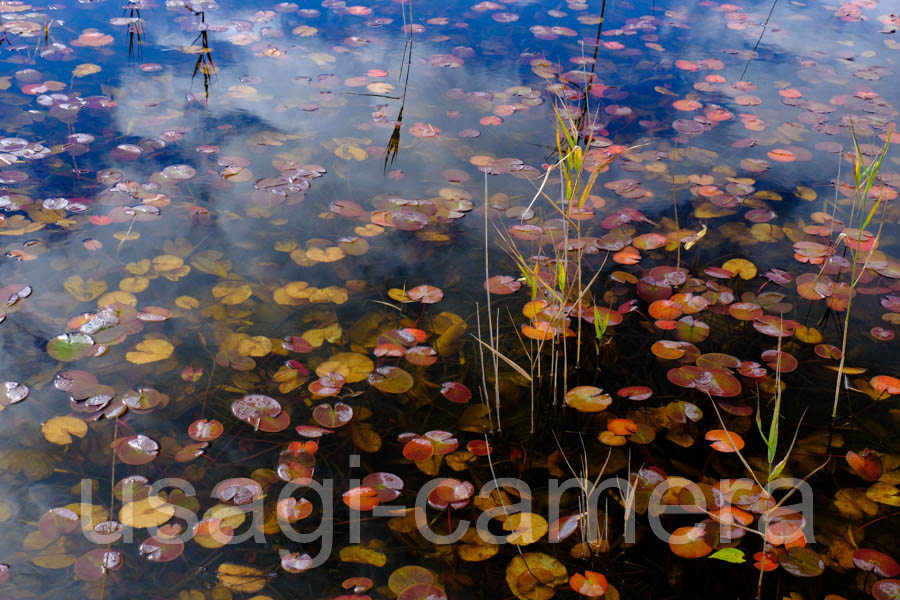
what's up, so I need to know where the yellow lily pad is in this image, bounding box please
[217,563,268,593]
[316,352,373,383]
[119,495,175,528]
[126,338,175,364]
[42,416,88,445]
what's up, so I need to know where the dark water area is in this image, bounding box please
[0,0,899,598]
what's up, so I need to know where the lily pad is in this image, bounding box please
[47,333,95,362]
[505,552,567,600]
[368,366,414,394]
[564,386,612,412]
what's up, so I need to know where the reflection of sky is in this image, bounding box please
[0,0,896,328]
[1,0,897,351]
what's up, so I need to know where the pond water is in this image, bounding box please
[0,0,899,598]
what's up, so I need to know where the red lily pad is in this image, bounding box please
[754,316,796,338]
[407,285,443,304]
[425,430,458,455]
[403,436,434,461]
[617,385,653,400]
[484,275,521,294]
[761,350,798,373]
[405,346,437,366]
[853,549,900,578]
[39,507,80,540]
[214,478,263,505]
[283,336,314,353]
[695,353,741,370]
[398,584,447,600]
[569,571,608,597]
[188,419,224,442]
[282,552,313,573]
[113,434,159,465]
[277,497,314,523]
[362,472,404,502]
[258,410,291,433]
[231,394,282,429]
[728,302,763,321]
[343,486,379,511]
[310,373,345,397]
[295,425,334,438]
[139,536,184,563]
[873,579,900,600]
[466,439,491,456]
[846,449,883,482]
[669,525,713,558]
[440,381,472,404]
[548,514,580,543]
[74,549,122,582]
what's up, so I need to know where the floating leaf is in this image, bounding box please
[214,478,263,505]
[871,375,900,396]
[846,449,883,482]
[113,434,159,465]
[42,416,88,444]
[484,276,521,294]
[368,366,414,394]
[119,496,174,528]
[343,486,379,511]
[74,549,122,582]
[569,571,608,597]
[281,552,312,574]
[0,381,28,406]
[505,552,567,600]
[312,402,353,428]
[316,352,373,383]
[47,333,95,362]
[231,394,282,429]
[440,381,472,403]
[503,512,549,545]
[408,285,444,304]
[389,566,436,596]
[853,549,900,578]
[778,547,825,577]
[139,536,184,563]
[872,579,900,600]
[126,339,174,364]
[705,430,745,453]
[667,366,741,397]
[669,525,713,558]
[188,419,224,442]
[217,563,268,593]
[721,258,757,279]
[564,386,612,413]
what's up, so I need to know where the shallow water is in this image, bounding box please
[0,0,899,598]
